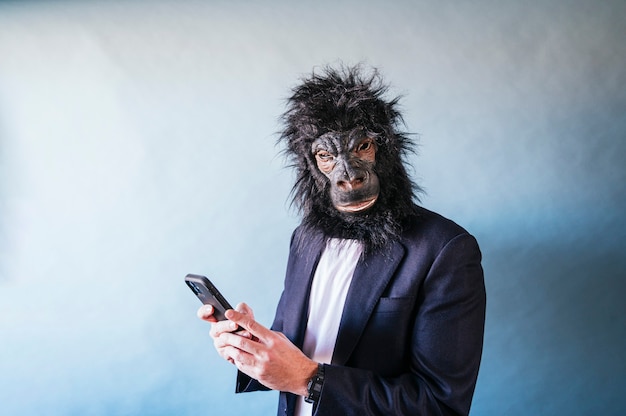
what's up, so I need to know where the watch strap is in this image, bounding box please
[304,363,325,404]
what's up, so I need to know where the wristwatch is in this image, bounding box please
[304,363,325,404]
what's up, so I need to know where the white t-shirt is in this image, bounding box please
[295,238,363,416]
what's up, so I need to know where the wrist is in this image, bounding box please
[296,361,318,397]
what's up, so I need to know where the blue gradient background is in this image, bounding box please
[1,1,624,415]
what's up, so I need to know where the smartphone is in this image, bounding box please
[184,273,234,321]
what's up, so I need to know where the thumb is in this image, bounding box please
[235,302,255,320]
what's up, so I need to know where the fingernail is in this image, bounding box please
[230,322,237,330]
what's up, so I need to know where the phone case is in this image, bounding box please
[184,274,234,321]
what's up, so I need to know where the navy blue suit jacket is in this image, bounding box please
[237,206,486,416]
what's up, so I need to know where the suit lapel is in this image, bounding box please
[331,240,406,365]
[283,232,325,348]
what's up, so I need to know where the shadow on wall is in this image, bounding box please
[475,219,626,415]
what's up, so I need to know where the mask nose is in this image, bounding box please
[335,161,366,191]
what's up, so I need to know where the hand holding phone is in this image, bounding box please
[184,273,234,321]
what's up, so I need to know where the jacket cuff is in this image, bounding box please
[235,370,270,393]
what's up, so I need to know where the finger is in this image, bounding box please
[225,309,271,342]
[236,330,255,340]
[216,344,238,365]
[210,319,240,339]
[220,343,255,369]
[235,302,255,320]
[197,305,218,322]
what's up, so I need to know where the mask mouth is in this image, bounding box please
[335,195,378,213]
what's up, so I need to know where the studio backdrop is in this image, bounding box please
[1,1,624,415]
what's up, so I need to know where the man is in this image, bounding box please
[198,65,486,415]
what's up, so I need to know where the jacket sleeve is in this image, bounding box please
[314,233,486,416]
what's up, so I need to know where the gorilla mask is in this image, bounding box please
[279,64,422,252]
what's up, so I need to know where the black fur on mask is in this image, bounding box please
[279,64,423,253]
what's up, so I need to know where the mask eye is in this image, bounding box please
[358,141,371,152]
[355,139,375,153]
[317,151,334,161]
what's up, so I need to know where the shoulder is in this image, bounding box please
[290,223,325,253]
[400,205,481,257]
[405,205,472,237]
